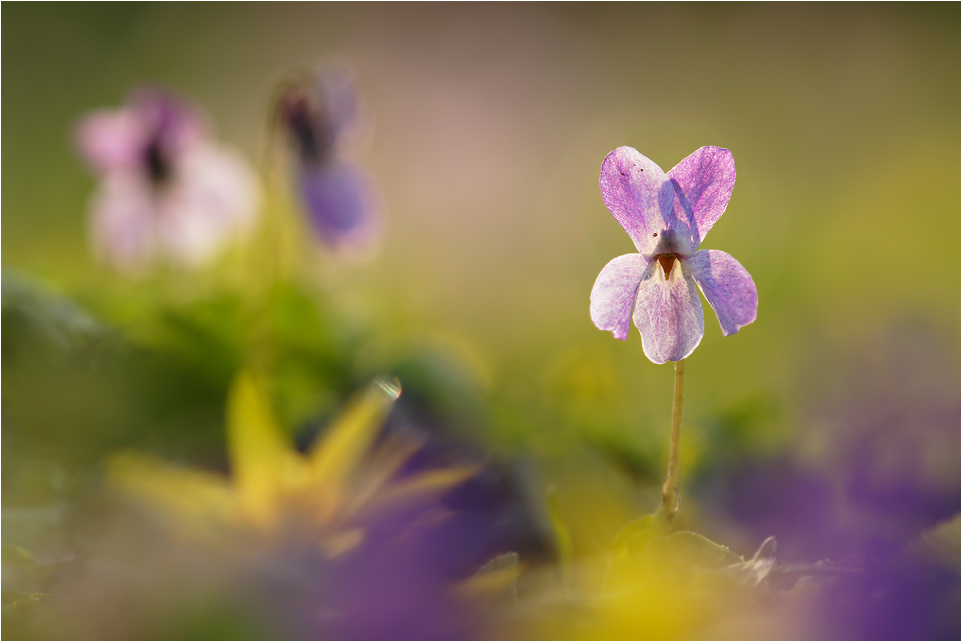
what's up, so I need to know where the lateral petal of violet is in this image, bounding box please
[667,146,736,247]
[300,161,382,256]
[632,259,705,364]
[76,109,149,174]
[599,146,676,256]
[157,143,260,266]
[590,253,653,340]
[686,249,757,336]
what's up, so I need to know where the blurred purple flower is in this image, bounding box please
[811,526,960,640]
[693,321,959,563]
[277,64,383,257]
[590,146,757,363]
[76,88,259,271]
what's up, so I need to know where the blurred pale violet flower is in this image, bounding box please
[277,64,383,257]
[76,88,259,271]
[590,146,757,363]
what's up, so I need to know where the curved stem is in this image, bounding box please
[660,358,685,525]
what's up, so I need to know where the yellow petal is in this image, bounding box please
[458,553,521,602]
[106,450,240,535]
[307,376,401,513]
[342,431,424,519]
[350,465,477,520]
[227,370,303,526]
[318,527,365,559]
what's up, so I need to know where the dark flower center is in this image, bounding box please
[144,138,172,186]
[657,254,677,279]
[280,90,335,165]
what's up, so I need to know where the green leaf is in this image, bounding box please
[546,486,574,591]
[2,270,106,355]
[1,545,38,568]
[0,546,53,594]
[646,531,744,571]
[610,514,660,560]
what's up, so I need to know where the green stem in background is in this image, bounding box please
[546,485,574,594]
[659,358,685,525]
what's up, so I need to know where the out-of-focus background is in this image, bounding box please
[3,4,959,639]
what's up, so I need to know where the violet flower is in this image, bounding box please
[590,146,757,363]
[277,65,383,257]
[76,88,259,271]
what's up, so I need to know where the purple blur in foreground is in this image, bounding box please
[590,146,757,363]
[278,64,383,257]
[76,88,259,271]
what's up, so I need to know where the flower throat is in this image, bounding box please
[658,254,677,279]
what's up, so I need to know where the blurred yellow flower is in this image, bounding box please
[107,372,476,557]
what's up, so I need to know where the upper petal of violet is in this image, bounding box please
[633,259,705,364]
[314,62,360,147]
[667,146,736,248]
[599,147,677,256]
[686,249,757,336]
[128,87,205,156]
[590,253,652,340]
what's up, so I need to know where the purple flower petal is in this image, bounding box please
[88,174,158,270]
[157,143,260,266]
[590,253,652,340]
[128,88,205,155]
[77,87,259,272]
[686,249,757,336]
[314,63,359,145]
[300,161,382,255]
[632,259,705,364]
[77,90,204,177]
[76,110,149,173]
[667,146,735,246]
[599,146,678,256]
[87,144,259,272]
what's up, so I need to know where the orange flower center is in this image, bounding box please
[658,254,677,279]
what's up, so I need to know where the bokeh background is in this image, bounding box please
[3,3,959,639]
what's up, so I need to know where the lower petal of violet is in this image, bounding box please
[590,253,652,340]
[687,249,757,336]
[299,161,381,254]
[633,261,705,364]
[89,174,158,271]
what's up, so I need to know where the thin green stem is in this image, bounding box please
[660,358,685,525]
